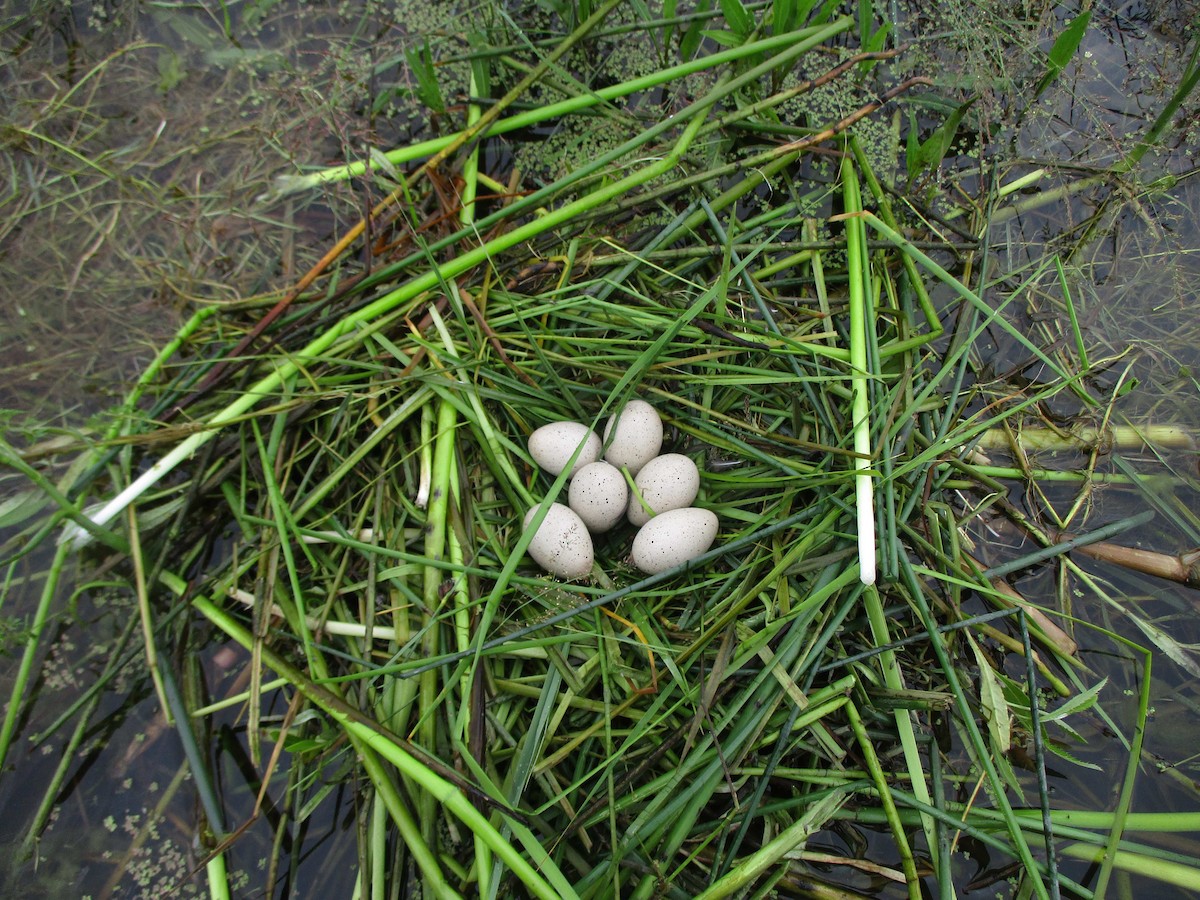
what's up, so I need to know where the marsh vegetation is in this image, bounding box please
[1,1,1199,897]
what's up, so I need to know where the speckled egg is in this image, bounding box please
[630,507,719,575]
[602,399,663,475]
[528,421,602,477]
[627,453,700,526]
[568,461,628,533]
[523,503,594,579]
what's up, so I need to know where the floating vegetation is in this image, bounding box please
[3,1,1200,897]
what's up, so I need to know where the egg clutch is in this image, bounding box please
[523,399,719,578]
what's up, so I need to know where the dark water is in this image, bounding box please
[1,0,1198,897]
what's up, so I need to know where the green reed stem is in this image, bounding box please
[192,592,574,900]
[840,157,877,585]
[272,21,847,196]
[60,19,852,547]
[0,542,70,771]
[846,699,922,899]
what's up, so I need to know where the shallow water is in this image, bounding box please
[1,0,1198,897]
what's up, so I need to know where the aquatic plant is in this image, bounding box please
[3,1,1200,897]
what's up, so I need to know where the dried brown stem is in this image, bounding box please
[777,78,935,154]
[1074,541,1200,589]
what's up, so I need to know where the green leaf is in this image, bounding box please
[813,0,844,27]
[719,0,754,36]
[906,96,977,180]
[1042,677,1106,724]
[153,8,220,50]
[905,110,921,180]
[858,22,891,74]
[857,0,873,46]
[282,736,325,754]
[156,49,186,93]
[773,0,797,33]
[1043,738,1104,771]
[406,39,445,115]
[969,634,1011,754]
[0,489,48,529]
[1035,11,1092,98]
[662,0,679,46]
[992,741,1024,793]
[369,147,403,183]
[680,0,712,59]
[1127,613,1200,678]
[700,29,744,48]
[466,31,491,102]
[865,22,891,53]
[789,0,823,27]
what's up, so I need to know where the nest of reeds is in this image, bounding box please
[8,4,1200,897]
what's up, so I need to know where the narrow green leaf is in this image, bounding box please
[680,0,713,59]
[865,22,891,53]
[968,634,1011,754]
[156,49,186,93]
[1047,11,1093,71]
[700,29,745,47]
[905,110,921,179]
[1035,11,1092,98]
[406,39,445,114]
[857,0,873,47]
[858,22,892,73]
[1043,738,1104,771]
[773,0,797,33]
[814,0,842,24]
[0,489,48,528]
[908,96,978,179]
[719,0,754,35]
[792,0,823,27]
[1042,677,1106,723]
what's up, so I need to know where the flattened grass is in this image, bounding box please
[5,4,1200,898]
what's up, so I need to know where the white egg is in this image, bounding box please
[602,399,662,475]
[528,421,602,477]
[568,461,628,532]
[523,503,594,579]
[627,453,700,526]
[630,507,719,575]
